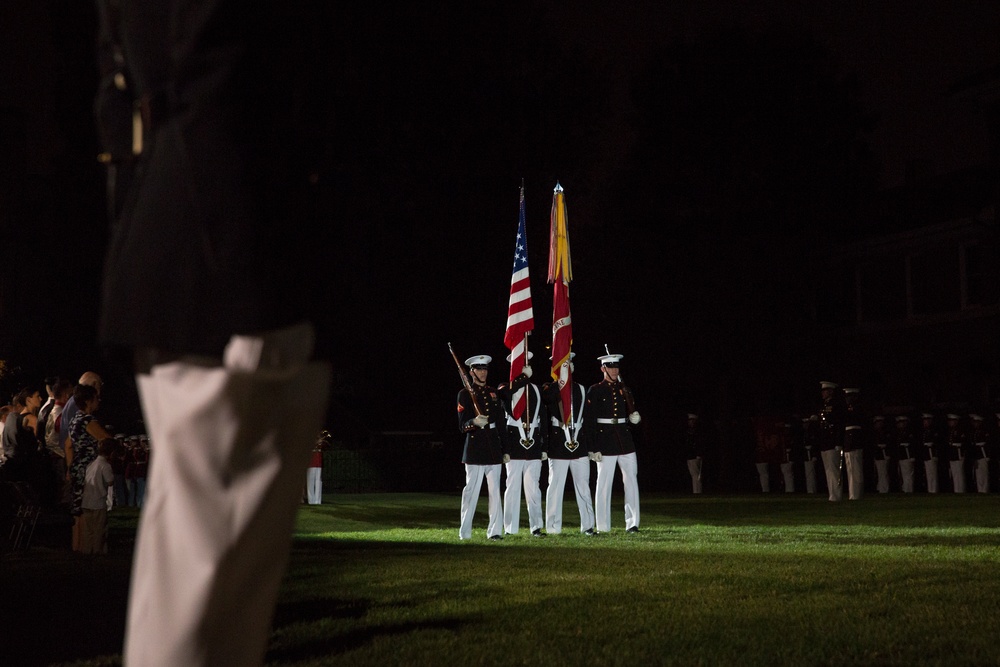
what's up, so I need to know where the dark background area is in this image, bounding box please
[2,2,998,491]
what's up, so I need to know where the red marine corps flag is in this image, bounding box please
[503,184,535,420]
[547,182,573,423]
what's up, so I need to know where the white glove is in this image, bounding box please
[503,453,511,464]
[541,451,547,461]
[522,365,532,378]
[629,411,641,424]
[589,452,603,462]
[473,414,489,428]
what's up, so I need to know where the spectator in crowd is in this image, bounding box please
[35,377,58,441]
[1,385,52,502]
[67,383,114,552]
[133,436,150,508]
[59,372,104,463]
[44,378,74,505]
[80,438,116,555]
[109,434,129,508]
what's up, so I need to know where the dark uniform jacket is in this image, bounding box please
[893,422,916,460]
[919,425,941,462]
[95,0,334,360]
[945,424,968,462]
[842,403,866,453]
[540,381,592,459]
[971,424,992,461]
[457,383,507,465]
[497,374,544,461]
[584,379,637,456]
[872,423,891,461]
[818,396,846,452]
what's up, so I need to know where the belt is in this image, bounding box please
[597,417,627,425]
[845,425,861,431]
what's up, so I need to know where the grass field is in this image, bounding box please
[4,492,1000,666]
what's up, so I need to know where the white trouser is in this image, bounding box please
[545,456,594,533]
[924,459,939,493]
[306,467,323,504]
[595,452,638,532]
[688,457,703,494]
[845,450,864,500]
[124,324,330,667]
[975,459,990,493]
[821,448,843,501]
[504,458,543,534]
[875,458,891,493]
[949,460,966,493]
[780,462,794,492]
[460,463,503,540]
[755,462,770,492]
[899,459,915,493]
[803,457,818,494]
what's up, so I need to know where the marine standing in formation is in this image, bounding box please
[541,352,596,535]
[944,413,967,493]
[918,412,940,493]
[970,414,992,493]
[818,381,845,502]
[842,387,865,500]
[587,350,642,534]
[456,354,507,541]
[871,415,892,494]
[894,415,916,493]
[498,353,545,536]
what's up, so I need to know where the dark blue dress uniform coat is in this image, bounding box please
[457,384,507,466]
[584,380,637,456]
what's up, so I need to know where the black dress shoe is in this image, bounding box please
[584,528,596,536]
[531,529,545,537]
[489,535,503,541]
[626,526,639,534]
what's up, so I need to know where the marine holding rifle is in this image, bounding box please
[455,352,508,541]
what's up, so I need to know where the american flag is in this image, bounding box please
[504,185,535,420]
[547,182,573,423]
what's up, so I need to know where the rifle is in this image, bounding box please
[448,342,483,416]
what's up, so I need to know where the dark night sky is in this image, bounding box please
[1,1,998,437]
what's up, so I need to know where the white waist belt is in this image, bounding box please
[845,425,862,431]
[507,417,539,428]
[597,417,627,425]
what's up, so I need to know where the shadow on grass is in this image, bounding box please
[266,617,467,663]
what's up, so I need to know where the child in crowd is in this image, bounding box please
[80,439,115,555]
